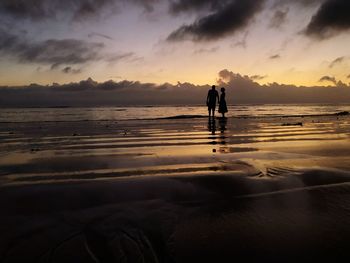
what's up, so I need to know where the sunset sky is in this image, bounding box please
[0,0,349,87]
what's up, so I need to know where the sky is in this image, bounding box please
[0,0,350,86]
[0,0,350,106]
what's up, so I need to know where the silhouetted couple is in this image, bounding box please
[206,85,227,118]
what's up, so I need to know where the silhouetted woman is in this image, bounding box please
[218,87,228,118]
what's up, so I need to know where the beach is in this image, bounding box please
[1,108,350,262]
[1,0,350,260]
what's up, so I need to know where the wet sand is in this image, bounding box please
[1,114,350,262]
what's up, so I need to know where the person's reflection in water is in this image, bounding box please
[208,117,217,153]
[208,117,216,135]
[219,117,227,136]
[219,117,228,153]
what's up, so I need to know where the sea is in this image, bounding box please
[1,104,350,122]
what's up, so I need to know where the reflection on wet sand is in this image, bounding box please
[1,115,350,261]
[1,115,350,183]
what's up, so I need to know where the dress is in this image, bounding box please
[218,93,228,113]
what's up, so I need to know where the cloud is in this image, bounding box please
[305,0,350,39]
[0,29,104,69]
[72,0,119,21]
[273,0,321,8]
[168,0,227,14]
[231,32,248,48]
[132,0,160,13]
[0,0,159,22]
[0,0,51,20]
[0,0,116,21]
[329,56,345,68]
[24,39,103,67]
[105,52,136,63]
[62,67,82,74]
[1,71,350,107]
[216,69,350,103]
[269,9,289,29]
[319,75,337,85]
[232,39,246,48]
[269,54,281,59]
[347,74,350,79]
[88,32,114,40]
[0,78,209,107]
[167,0,265,41]
[0,28,138,70]
[217,69,238,82]
[250,75,268,81]
[193,46,219,54]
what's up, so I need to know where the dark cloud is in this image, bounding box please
[72,0,118,21]
[0,28,138,70]
[329,56,345,68]
[319,75,337,84]
[0,29,104,69]
[62,67,82,74]
[0,0,49,20]
[0,0,115,21]
[167,0,265,41]
[0,78,209,107]
[305,0,350,39]
[269,54,281,59]
[269,9,289,29]
[273,0,321,8]
[0,0,159,22]
[217,69,350,103]
[347,74,350,79]
[168,0,229,14]
[88,32,114,40]
[132,0,160,13]
[2,71,350,107]
[23,39,103,66]
[250,75,268,81]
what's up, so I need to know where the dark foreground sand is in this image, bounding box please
[1,114,350,262]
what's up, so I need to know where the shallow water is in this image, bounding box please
[1,113,350,185]
[1,104,350,122]
[1,110,350,262]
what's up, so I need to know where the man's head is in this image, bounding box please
[212,85,216,90]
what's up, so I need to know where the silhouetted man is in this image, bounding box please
[206,85,219,117]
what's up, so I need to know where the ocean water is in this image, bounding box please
[0,104,349,122]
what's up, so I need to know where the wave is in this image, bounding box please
[0,111,348,123]
[155,115,207,120]
[147,111,349,121]
[236,111,349,119]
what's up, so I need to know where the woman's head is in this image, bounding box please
[221,87,225,92]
